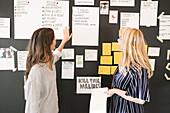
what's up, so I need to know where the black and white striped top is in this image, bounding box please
[108,65,150,113]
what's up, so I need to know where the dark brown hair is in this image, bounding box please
[26,28,55,80]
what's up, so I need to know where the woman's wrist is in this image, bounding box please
[109,89,116,95]
[110,88,120,95]
[61,39,67,45]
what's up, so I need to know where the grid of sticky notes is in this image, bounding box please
[98,42,121,75]
[98,42,148,75]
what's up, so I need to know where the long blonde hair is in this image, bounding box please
[118,28,153,78]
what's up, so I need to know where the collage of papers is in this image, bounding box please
[0,0,169,40]
[0,1,170,112]
[0,0,170,113]
[0,0,169,88]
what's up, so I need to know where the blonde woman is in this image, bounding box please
[105,28,153,113]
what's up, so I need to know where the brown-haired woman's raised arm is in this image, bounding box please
[57,27,73,52]
[53,27,72,63]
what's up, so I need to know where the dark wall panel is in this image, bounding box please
[0,0,170,113]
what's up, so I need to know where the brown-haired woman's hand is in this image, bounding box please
[57,27,73,52]
[104,89,116,98]
[63,26,73,43]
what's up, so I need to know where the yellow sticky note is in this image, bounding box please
[111,66,117,75]
[98,66,111,75]
[112,42,121,51]
[100,56,112,65]
[145,45,148,53]
[114,52,122,64]
[102,43,111,55]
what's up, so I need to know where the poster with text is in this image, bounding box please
[14,0,69,39]
[72,7,99,46]
[77,76,101,94]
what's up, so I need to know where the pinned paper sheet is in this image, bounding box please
[159,15,170,40]
[102,43,111,55]
[89,88,108,113]
[72,7,99,46]
[0,18,10,38]
[74,0,94,5]
[112,42,121,51]
[166,63,170,71]
[110,0,135,6]
[0,48,15,70]
[14,0,69,39]
[149,59,155,71]
[148,47,160,57]
[109,10,118,24]
[114,52,122,64]
[85,49,98,61]
[100,56,112,65]
[100,1,109,15]
[62,61,74,79]
[62,48,74,59]
[111,66,117,75]
[98,66,110,75]
[120,12,139,29]
[167,50,170,60]
[76,55,83,68]
[140,1,158,26]
[17,51,28,71]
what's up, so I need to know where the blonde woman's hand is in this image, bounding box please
[63,27,73,43]
[104,89,116,98]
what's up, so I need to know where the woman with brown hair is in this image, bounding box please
[105,28,153,113]
[24,27,72,113]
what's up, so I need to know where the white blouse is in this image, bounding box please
[24,49,62,113]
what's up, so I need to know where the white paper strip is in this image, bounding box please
[89,88,108,113]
